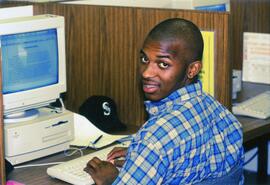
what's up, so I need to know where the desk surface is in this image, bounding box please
[235,82,270,143]
[9,120,270,185]
[7,82,270,184]
[240,116,270,143]
[7,125,139,185]
[8,149,83,185]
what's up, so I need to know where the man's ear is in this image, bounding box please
[187,61,202,79]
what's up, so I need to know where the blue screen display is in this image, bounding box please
[1,29,59,94]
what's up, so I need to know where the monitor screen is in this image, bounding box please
[1,29,59,94]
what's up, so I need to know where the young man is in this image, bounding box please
[84,18,244,185]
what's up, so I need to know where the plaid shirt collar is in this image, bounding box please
[144,81,203,116]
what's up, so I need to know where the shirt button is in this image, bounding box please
[150,107,158,114]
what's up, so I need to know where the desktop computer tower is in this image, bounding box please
[4,107,74,165]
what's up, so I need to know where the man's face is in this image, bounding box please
[139,39,188,101]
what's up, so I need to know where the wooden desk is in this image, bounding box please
[235,82,270,143]
[9,121,270,185]
[8,148,85,185]
[241,116,270,144]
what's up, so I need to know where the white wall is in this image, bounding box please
[0,5,33,20]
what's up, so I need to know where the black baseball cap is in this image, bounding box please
[79,96,126,132]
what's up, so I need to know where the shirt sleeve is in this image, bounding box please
[112,140,168,185]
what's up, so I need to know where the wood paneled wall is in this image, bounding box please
[0,2,230,183]
[32,3,230,126]
[230,0,270,70]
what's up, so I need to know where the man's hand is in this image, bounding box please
[107,147,128,167]
[84,157,119,185]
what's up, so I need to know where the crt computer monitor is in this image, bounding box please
[0,14,67,123]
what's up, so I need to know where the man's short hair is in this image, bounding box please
[144,18,204,63]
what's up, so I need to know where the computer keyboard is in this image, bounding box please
[47,144,124,185]
[232,91,270,119]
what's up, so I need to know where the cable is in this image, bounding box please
[59,97,66,111]
[64,147,86,157]
[14,147,88,169]
[46,97,66,113]
[117,135,133,143]
[244,149,258,166]
[14,139,130,169]
[14,162,64,169]
[63,139,99,157]
[14,146,88,169]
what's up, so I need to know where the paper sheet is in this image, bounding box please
[7,0,61,2]
[200,31,215,96]
[70,113,129,149]
[242,32,270,84]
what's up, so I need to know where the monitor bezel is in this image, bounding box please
[0,15,67,115]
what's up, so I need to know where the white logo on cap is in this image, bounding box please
[102,102,111,116]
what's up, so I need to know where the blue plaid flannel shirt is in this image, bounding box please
[113,81,244,185]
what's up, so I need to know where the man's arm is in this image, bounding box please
[84,157,119,185]
[113,140,168,185]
